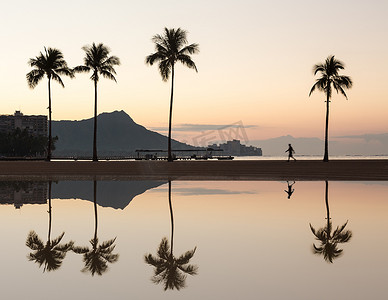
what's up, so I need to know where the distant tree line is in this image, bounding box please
[0,128,57,157]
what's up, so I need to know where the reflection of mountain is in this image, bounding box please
[52,181,166,209]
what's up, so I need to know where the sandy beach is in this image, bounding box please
[0,159,387,181]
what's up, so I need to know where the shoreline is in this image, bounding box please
[0,160,387,181]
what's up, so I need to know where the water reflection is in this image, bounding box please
[72,181,119,276]
[144,181,198,290]
[284,181,295,199]
[309,181,353,263]
[0,181,47,209]
[26,181,74,272]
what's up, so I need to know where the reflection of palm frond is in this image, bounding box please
[310,221,352,263]
[73,237,119,276]
[145,237,198,290]
[26,230,73,272]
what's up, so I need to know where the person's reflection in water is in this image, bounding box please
[309,181,352,263]
[144,181,198,290]
[284,181,295,199]
[26,181,74,272]
[72,180,119,276]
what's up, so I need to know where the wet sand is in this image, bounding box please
[0,160,387,181]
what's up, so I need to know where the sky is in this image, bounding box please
[0,0,387,146]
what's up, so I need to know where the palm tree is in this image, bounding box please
[26,48,73,161]
[309,55,352,162]
[309,181,352,263]
[26,181,73,271]
[74,43,120,161]
[73,181,118,275]
[146,28,199,162]
[144,181,198,290]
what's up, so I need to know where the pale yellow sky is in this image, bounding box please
[0,0,387,142]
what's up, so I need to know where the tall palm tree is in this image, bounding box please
[146,28,199,162]
[309,55,352,162]
[26,181,73,271]
[144,181,198,290]
[74,43,120,161]
[309,181,352,263]
[26,48,73,161]
[73,181,119,276]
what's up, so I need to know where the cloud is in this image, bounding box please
[151,187,256,196]
[335,133,388,143]
[150,123,259,132]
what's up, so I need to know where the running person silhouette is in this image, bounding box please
[285,144,296,161]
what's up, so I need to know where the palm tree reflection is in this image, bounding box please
[26,181,73,272]
[73,180,118,276]
[309,181,352,263]
[144,181,198,290]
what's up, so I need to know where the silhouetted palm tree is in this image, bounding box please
[74,43,120,161]
[26,48,73,161]
[26,181,73,271]
[73,181,118,276]
[144,181,198,290]
[309,181,352,263]
[309,55,352,162]
[146,28,199,162]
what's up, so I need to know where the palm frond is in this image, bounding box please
[158,59,171,81]
[100,70,117,82]
[51,73,65,87]
[177,54,198,71]
[73,65,90,73]
[26,69,45,89]
[179,43,200,55]
[26,230,44,250]
[145,52,165,66]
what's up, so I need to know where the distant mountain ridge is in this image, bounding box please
[52,110,193,156]
[251,134,388,156]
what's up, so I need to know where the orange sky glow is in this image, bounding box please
[0,0,387,143]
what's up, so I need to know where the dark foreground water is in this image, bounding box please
[1,180,387,299]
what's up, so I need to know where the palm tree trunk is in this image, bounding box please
[47,78,52,161]
[168,65,175,162]
[325,180,330,238]
[323,93,330,162]
[93,79,98,162]
[48,181,52,243]
[168,181,174,256]
[93,180,98,241]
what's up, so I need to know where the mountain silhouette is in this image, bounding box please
[251,134,388,156]
[52,111,193,156]
[52,181,166,209]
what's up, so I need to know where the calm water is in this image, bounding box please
[1,180,387,299]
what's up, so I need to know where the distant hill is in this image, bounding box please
[52,110,193,156]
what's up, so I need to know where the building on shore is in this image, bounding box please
[0,182,48,209]
[0,111,47,136]
[208,139,262,156]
